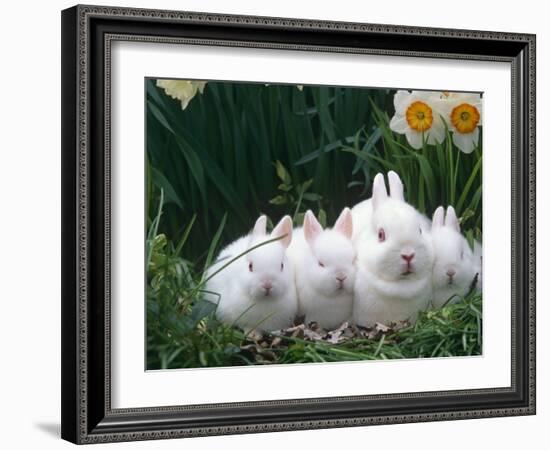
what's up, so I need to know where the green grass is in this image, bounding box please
[146,223,482,370]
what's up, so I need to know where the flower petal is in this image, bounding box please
[427,116,447,144]
[389,115,409,134]
[411,90,441,102]
[452,128,479,154]
[180,96,191,110]
[156,79,206,110]
[426,129,444,145]
[405,130,423,150]
[393,90,411,115]
[457,93,482,104]
[435,101,454,127]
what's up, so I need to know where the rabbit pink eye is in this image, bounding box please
[248,262,253,272]
[318,261,325,268]
[378,228,386,242]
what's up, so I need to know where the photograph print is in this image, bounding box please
[146,79,483,370]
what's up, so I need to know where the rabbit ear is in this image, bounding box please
[432,206,445,228]
[303,210,323,245]
[372,173,388,211]
[445,206,460,232]
[387,170,404,201]
[252,215,267,238]
[334,207,353,240]
[271,215,293,248]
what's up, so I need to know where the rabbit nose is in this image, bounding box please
[262,281,273,291]
[401,253,415,263]
[446,268,456,278]
[336,274,347,282]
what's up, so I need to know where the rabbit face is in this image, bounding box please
[432,227,474,290]
[356,172,434,283]
[364,199,434,282]
[300,208,356,297]
[431,206,477,293]
[245,242,291,300]
[307,230,356,295]
[244,215,294,301]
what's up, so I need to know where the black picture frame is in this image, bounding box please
[61,4,536,444]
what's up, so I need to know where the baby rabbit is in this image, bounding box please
[353,172,434,326]
[351,171,431,244]
[431,206,480,308]
[286,208,356,330]
[205,215,298,333]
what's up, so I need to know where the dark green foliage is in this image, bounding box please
[147,80,387,261]
[146,226,482,369]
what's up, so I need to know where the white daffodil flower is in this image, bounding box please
[389,90,446,150]
[438,92,483,154]
[156,79,207,110]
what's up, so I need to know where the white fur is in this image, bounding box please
[431,206,481,307]
[351,198,374,244]
[473,240,483,292]
[204,215,298,333]
[286,208,356,330]
[353,172,434,326]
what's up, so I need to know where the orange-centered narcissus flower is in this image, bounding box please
[451,103,480,133]
[440,93,483,154]
[406,101,433,132]
[156,79,207,110]
[389,91,446,150]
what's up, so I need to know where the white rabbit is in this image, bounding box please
[352,170,431,244]
[353,172,434,326]
[286,208,356,330]
[431,206,481,308]
[204,215,298,333]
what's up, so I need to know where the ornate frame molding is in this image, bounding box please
[61,4,536,444]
